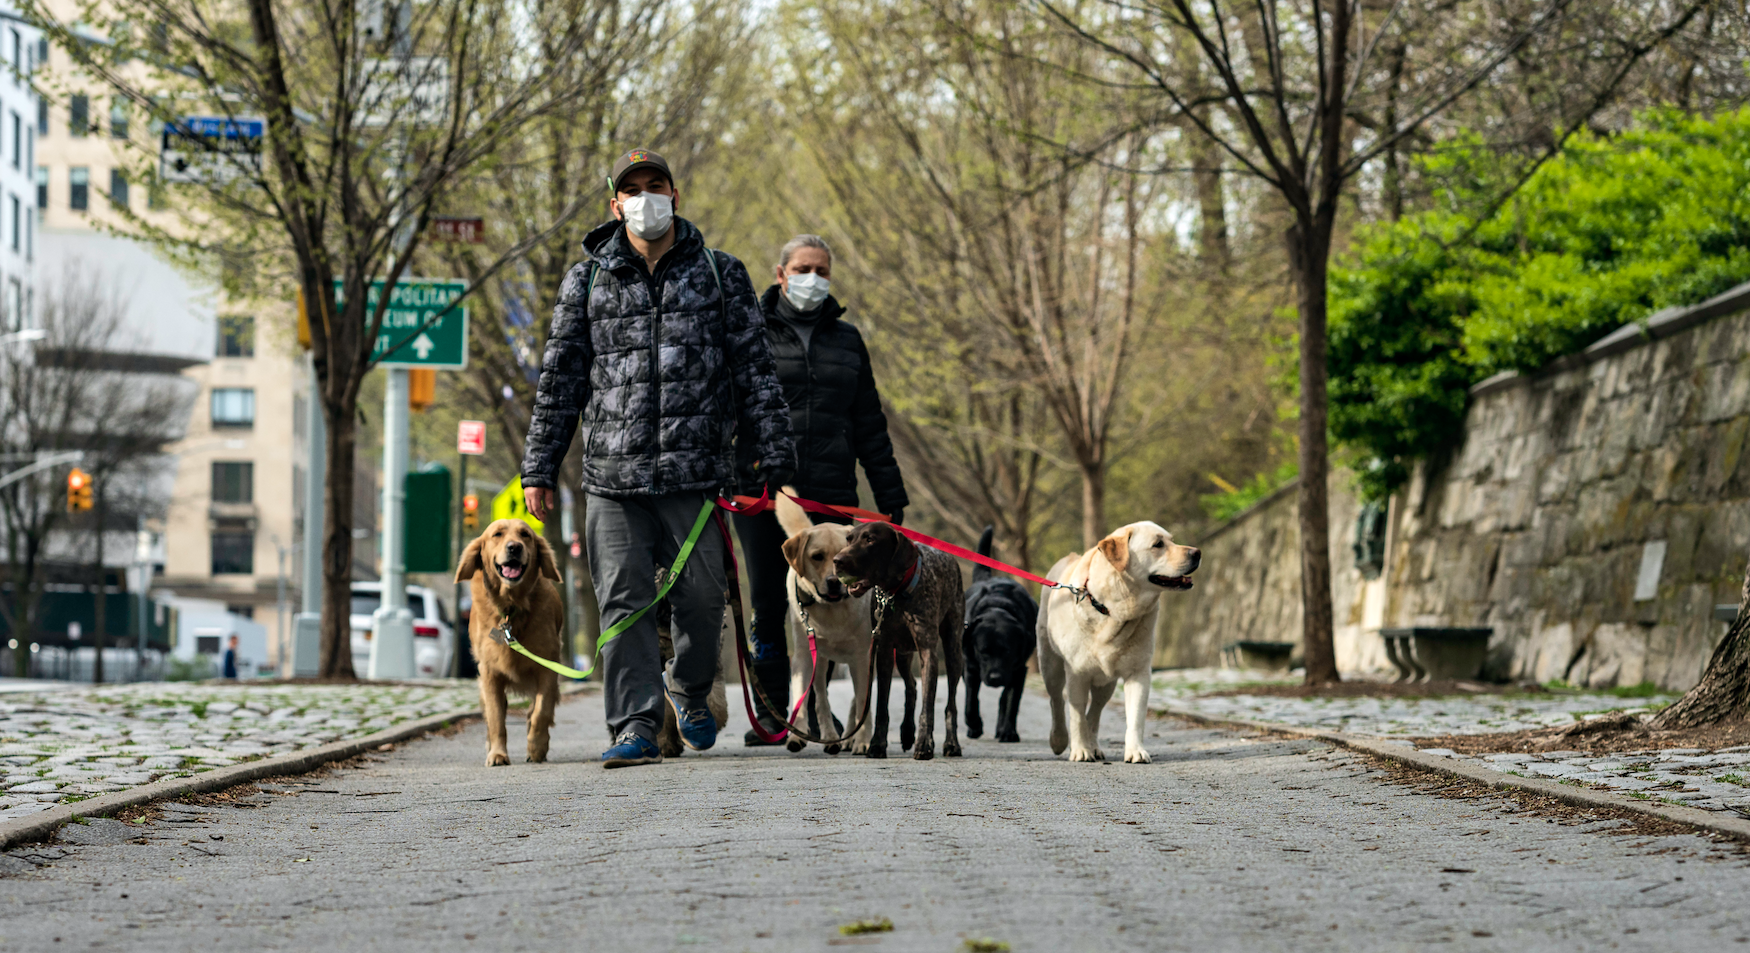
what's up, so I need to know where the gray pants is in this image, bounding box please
[586,491,727,744]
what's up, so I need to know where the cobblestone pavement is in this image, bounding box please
[1149,669,1750,817]
[0,681,478,820]
[2,683,1748,952]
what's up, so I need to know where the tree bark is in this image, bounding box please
[1287,220,1339,685]
[1649,558,1750,729]
[319,406,358,679]
[1080,462,1105,550]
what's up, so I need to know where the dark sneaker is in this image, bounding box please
[601,732,662,768]
[744,719,787,747]
[665,689,719,751]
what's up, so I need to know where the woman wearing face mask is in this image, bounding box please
[734,234,910,746]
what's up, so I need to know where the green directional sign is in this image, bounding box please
[338,278,469,368]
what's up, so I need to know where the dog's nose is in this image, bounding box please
[1185,547,1201,571]
[825,576,843,598]
[505,541,523,556]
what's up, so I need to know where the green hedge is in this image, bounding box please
[1330,110,1750,501]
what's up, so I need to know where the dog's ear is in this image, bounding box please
[1097,527,1133,573]
[455,536,484,583]
[534,534,563,581]
[781,532,806,570]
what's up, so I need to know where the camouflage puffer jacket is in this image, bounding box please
[521,218,795,498]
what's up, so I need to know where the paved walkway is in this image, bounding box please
[0,681,478,819]
[2,682,1747,951]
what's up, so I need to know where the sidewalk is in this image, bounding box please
[1150,668,1750,818]
[0,681,479,821]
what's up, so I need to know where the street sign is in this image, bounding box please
[430,217,485,244]
[491,476,543,533]
[338,278,469,369]
[457,420,486,455]
[161,116,264,184]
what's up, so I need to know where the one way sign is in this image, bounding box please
[338,279,469,369]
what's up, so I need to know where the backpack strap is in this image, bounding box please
[704,248,726,324]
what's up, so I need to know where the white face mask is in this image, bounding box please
[618,192,673,241]
[785,272,831,311]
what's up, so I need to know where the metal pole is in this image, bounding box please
[135,515,149,679]
[291,355,325,676]
[369,367,414,678]
[449,451,466,678]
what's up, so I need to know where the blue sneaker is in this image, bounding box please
[665,689,719,751]
[601,732,662,769]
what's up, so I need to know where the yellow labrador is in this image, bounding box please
[1037,522,1200,764]
[775,489,874,755]
[455,519,564,767]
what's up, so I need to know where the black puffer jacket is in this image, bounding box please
[736,285,908,513]
[522,219,794,497]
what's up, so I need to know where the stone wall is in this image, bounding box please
[1155,283,1750,690]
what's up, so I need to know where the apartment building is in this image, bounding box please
[34,31,303,667]
[0,8,36,333]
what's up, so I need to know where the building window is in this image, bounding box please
[9,194,18,251]
[33,165,43,212]
[109,98,127,139]
[9,30,18,81]
[34,97,44,136]
[5,281,18,332]
[24,206,29,261]
[68,166,87,210]
[216,315,254,357]
[211,461,253,503]
[211,526,254,575]
[69,95,87,137]
[108,169,127,209]
[9,111,18,169]
[210,387,255,427]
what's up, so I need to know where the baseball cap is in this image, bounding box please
[609,149,673,192]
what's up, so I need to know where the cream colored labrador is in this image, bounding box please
[775,489,875,754]
[1037,522,1200,764]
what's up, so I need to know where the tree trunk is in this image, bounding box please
[1287,220,1339,685]
[1189,122,1229,269]
[1649,558,1750,729]
[319,405,358,679]
[1080,462,1105,550]
[92,486,106,684]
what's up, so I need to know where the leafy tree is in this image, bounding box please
[1331,110,1750,500]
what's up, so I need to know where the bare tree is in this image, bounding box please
[1040,0,1713,683]
[32,0,674,677]
[0,264,193,679]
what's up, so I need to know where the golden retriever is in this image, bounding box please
[455,519,564,767]
[1037,523,1199,764]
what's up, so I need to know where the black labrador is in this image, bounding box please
[962,526,1037,742]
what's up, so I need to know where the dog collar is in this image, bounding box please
[878,555,922,599]
[795,585,818,609]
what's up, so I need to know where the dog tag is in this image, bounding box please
[489,625,515,647]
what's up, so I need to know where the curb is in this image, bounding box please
[1156,704,1750,843]
[0,683,596,850]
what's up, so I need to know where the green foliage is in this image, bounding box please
[164,657,214,683]
[1199,462,1299,523]
[1330,110,1750,500]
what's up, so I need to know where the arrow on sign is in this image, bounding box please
[411,333,436,359]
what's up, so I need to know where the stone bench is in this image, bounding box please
[1220,640,1296,672]
[1379,627,1492,683]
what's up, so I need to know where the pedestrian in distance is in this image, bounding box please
[221,635,239,680]
[521,148,796,769]
[733,234,909,744]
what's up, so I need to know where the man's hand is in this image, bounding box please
[525,486,555,522]
[760,467,795,496]
[887,508,904,526]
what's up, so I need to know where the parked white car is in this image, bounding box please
[349,583,457,678]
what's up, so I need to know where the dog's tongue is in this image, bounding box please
[500,564,524,579]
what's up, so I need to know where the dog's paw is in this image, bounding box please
[912,743,934,761]
[996,730,1021,743]
[965,719,984,739]
[900,726,916,751]
[851,743,869,756]
[865,743,887,759]
[785,738,806,753]
[526,752,548,764]
[824,742,842,755]
[485,751,511,767]
[943,741,962,758]
[1049,728,1068,755]
[1068,746,1104,763]
[1124,747,1152,764]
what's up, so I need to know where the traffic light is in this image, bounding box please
[66,468,93,512]
[462,493,480,532]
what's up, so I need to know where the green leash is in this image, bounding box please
[488,499,716,680]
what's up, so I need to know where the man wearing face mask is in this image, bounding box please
[522,149,795,768]
[733,234,910,745]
